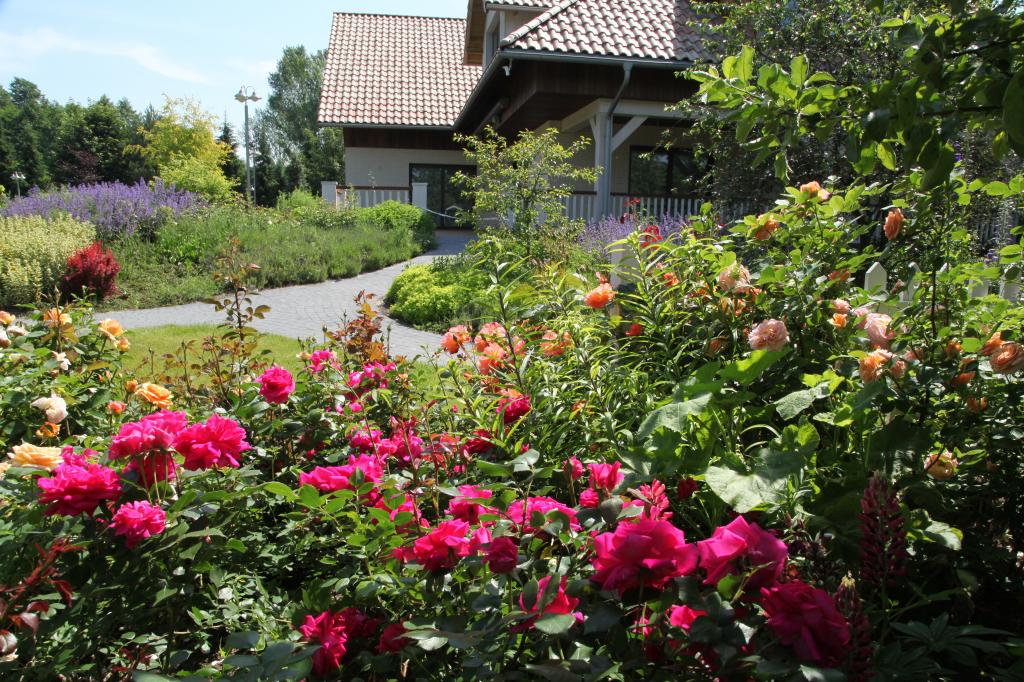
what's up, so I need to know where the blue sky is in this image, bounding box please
[0,0,464,134]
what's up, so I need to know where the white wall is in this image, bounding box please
[344,147,474,188]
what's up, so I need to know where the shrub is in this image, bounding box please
[386,257,488,329]
[276,188,322,213]
[158,156,237,204]
[0,179,205,240]
[62,242,121,302]
[293,204,359,230]
[364,200,436,249]
[0,214,95,307]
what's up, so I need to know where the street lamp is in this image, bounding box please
[234,86,261,205]
[10,171,25,198]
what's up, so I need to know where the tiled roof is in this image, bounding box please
[501,0,711,63]
[319,13,482,127]
[485,0,551,7]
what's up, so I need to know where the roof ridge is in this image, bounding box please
[332,11,465,21]
[500,0,581,46]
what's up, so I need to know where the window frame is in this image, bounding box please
[627,146,704,198]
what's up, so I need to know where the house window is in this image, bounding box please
[485,25,500,64]
[409,164,475,228]
[628,147,707,197]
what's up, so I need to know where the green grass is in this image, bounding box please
[123,324,305,379]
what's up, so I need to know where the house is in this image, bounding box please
[317,0,712,225]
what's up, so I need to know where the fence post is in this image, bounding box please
[411,183,428,210]
[321,181,338,208]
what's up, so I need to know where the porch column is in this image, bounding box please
[590,115,610,221]
[321,181,338,207]
[411,182,428,210]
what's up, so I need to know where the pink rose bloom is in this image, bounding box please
[412,520,473,572]
[174,413,251,469]
[591,518,698,594]
[258,365,295,404]
[667,604,708,631]
[579,488,600,508]
[109,410,188,459]
[375,492,424,532]
[125,452,177,488]
[300,454,384,493]
[831,299,852,314]
[862,313,895,349]
[110,500,166,548]
[448,485,496,525]
[347,361,396,394]
[485,536,520,573]
[696,515,788,591]
[717,263,752,293]
[588,461,623,494]
[377,622,411,653]
[852,305,872,320]
[385,427,423,467]
[308,349,338,374]
[748,319,789,352]
[565,456,584,480]
[507,496,581,535]
[349,427,384,452]
[518,576,582,628]
[761,581,851,666]
[37,457,121,516]
[299,610,349,676]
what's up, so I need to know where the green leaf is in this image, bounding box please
[263,482,297,501]
[773,384,828,420]
[533,613,577,635]
[877,141,897,171]
[637,393,713,440]
[1003,70,1024,156]
[297,485,321,509]
[133,673,173,682]
[790,55,807,85]
[719,349,788,386]
[226,631,261,650]
[922,521,962,551]
[153,586,178,605]
[704,448,805,513]
[737,46,755,82]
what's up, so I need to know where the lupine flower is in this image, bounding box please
[835,578,874,682]
[858,474,908,593]
[110,501,167,548]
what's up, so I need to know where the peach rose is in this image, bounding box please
[0,311,14,325]
[476,342,507,375]
[97,318,124,341]
[966,396,988,413]
[830,313,848,329]
[990,342,1024,374]
[474,322,508,352]
[42,308,71,329]
[134,382,173,409]
[799,181,831,201]
[107,400,126,415]
[36,422,60,439]
[441,325,471,354]
[584,283,616,309]
[831,299,852,314]
[9,443,64,470]
[748,319,789,352]
[859,350,894,383]
[706,336,728,357]
[979,331,1003,356]
[924,451,957,480]
[884,208,903,240]
[540,330,572,357]
[862,313,894,349]
[951,371,975,388]
[717,263,752,293]
[117,338,131,352]
[754,214,780,241]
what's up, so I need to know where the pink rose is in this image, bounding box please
[667,604,707,631]
[862,313,894,349]
[299,610,349,676]
[761,581,850,666]
[519,576,582,627]
[109,410,188,459]
[377,622,411,653]
[831,299,852,314]
[412,520,473,572]
[591,518,698,594]
[748,319,789,352]
[696,515,788,591]
[308,349,338,374]
[496,392,531,423]
[579,488,600,508]
[299,454,384,493]
[507,496,581,535]
[174,413,251,469]
[588,461,624,494]
[485,536,520,574]
[258,365,295,404]
[110,500,167,548]
[564,456,584,480]
[447,485,496,525]
[124,452,177,488]
[37,457,121,516]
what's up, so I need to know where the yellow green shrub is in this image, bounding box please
[0,213,95,307]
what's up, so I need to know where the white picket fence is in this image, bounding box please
[562,194,708,221]
[863,261,1021,304]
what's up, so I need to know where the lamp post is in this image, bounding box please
[234,86,260,205]
[10,171,25,198]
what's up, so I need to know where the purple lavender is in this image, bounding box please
[580,213,692,256]
[1,179,205,240]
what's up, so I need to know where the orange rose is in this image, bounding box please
[924,451,957,480]
[0,311,13,325]
[42,308,71,329]
[966,396,988,413]
[106,400,126,415]
[97,318,124,341]
[883,209,903,240]
[539,330,572,357]
[799,181,831,200]
[125,379,139,393]
[979,331,1003,356]
[859,350,892,383]
[116,338,131,352]
[944,341,961,358]
[990,341,1024,374]
[706,336,728,356]
[441,325,471,354]
[754,214,780,241]
[474,322,508,352]
[35,422,60,439]
[476,342,508,376]
[830,313,848,328]
[661,271,680,287]
[951,371,975,388]
[9,443,64,470]
[827,269,850,282]
[624,323,644,337]
[134,382,173,409]
[584,283,616,309]
[717,263,751,293]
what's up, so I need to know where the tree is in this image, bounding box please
[217,119,245,189]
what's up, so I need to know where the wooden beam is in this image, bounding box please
[560,99,609,133]
[611,115,648,151]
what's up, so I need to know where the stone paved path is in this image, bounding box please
[106,230,473,358]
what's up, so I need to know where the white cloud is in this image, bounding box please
[0,27,210,84]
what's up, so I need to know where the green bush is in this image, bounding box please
[292,204,358,230]
[386,257,488,329]
[275,189,322,213]
[159,156,237,203]
[365,200,436,249]
[0,213,95,307]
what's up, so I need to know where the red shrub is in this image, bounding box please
[62,242,120,302]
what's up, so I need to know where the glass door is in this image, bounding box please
[409,164,475,228]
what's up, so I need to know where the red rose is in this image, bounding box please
[485,536,520,574]
[377,622,411,653]
[761,581,851,666]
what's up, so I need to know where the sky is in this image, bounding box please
[0,0,464,135]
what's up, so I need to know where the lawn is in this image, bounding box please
[122,324,305,378]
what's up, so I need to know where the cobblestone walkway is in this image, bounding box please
[106,230,473,358]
